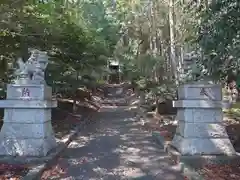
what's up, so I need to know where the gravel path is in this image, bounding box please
[45,106,184,180]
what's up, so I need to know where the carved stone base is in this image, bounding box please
[172,82,236,156]
[0,84,57,157]
[171,135,236,156]
[0,121,57,157]
[0,135,57,157]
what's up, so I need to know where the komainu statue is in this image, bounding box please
[14,49,48,84]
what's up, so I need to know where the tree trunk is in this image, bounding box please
[168,0,178,84]
[72,71,79,113]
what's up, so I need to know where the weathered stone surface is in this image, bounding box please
[173,100,223,108]
[172,135,235,156]
[178,83,222,101]
[3,109,51,123]
[0,121,54,138]
[7,84,52,100]
[171,82,236,156]
[176,109,223,123]
[0,135,57,156]
[175,121,228,138]
[0,84,57,157]
[0,99,57,108]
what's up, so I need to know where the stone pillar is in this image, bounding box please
[0,50,57,157]
[171,82,236,155]
[0,84,57,156]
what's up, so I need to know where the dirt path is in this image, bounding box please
[42,106,184,180]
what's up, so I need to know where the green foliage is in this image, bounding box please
[149,84,176,101]
[0,0,213,101]
[135,78,148,90]
[196,0,240,79]
[0,0,122,97]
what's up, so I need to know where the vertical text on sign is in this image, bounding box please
[22,88,30,97]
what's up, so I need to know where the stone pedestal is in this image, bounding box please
[171,82,236,155]
[0,84,57,156]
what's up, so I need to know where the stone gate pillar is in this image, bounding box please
[0,50,57,156]
[171,82,236,155]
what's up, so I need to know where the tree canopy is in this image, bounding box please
[0,0,239,98]
[0,0,120,96]
[196,0,240,79]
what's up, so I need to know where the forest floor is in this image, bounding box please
[143,103,240,180]
[0,98,99,180]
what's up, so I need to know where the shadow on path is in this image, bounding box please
[48,107,184,180]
